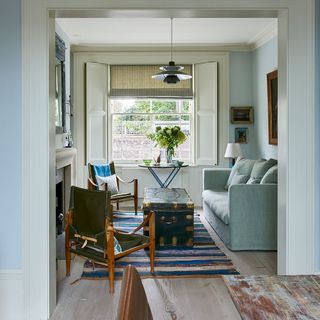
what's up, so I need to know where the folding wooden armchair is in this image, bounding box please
[88,162,138,215]
[117,265,153,320]
[65,186,155,293]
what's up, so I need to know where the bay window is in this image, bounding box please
[85,61,217,167]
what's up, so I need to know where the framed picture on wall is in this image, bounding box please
[230,107,253,124]
[235,127,248,144]
[267,70,278,145]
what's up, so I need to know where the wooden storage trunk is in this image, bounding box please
[143,188,194,247]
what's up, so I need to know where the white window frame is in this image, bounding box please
[107,97,195,164]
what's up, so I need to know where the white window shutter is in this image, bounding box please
[86,62,108,164]
[194,62,218,165]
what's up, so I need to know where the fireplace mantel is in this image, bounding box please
[56,147,77,212]
[56,147,77,171]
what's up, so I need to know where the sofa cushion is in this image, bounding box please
[225,158,256,190]
[202,190,229,225]
[246,177,260,184]
[248,159,277,184]
[229,171,249,186]
[261,165,278,184]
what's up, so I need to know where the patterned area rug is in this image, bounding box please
[81,212,239,279]
[113,211,213,245]
[223,275,320,320]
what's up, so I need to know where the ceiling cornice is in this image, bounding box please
[248,19,277,50]
[72,43,254,53]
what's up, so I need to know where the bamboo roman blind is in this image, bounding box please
[110,65,193,98]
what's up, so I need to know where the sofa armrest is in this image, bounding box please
[228,184,277,250]
[203,168,231,191]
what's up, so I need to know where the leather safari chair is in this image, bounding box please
[65,186,155,293]
[88,162,138,215]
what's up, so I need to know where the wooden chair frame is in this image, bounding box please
[88,162,138,215]
[65,209,155,293]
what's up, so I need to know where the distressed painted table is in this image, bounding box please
[224,275,320,320]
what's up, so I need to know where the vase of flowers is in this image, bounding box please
[147,126,187,163]
[166,147,174,163]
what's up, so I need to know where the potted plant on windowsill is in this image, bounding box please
[147,126,187,163]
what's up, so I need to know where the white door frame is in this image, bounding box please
[22,1,316,318]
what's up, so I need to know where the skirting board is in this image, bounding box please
[0,270,24,320]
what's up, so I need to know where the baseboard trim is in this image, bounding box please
[0,269,24,320]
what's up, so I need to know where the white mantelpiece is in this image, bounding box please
[56,147,77,212]
[56,148,76,171]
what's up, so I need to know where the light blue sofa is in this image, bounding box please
[202,158,277,251]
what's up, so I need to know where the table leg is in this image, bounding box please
[147,167,165,188]
[163,167,181,188]
[147,166,182,188]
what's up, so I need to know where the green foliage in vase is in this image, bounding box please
[147,126,187,152]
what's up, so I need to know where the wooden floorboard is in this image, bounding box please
[50,209,276,320]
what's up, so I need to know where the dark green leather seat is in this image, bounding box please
[65,186,155,293]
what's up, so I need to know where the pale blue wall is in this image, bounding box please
[0,0,22,268]
[315,0,320,270]
[229,39,277,160]
[229,52,256,158]
[252,37,278,159]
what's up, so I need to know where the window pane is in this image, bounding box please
[110,99,151,113]
[182,101,191,113]
[154,114,180,123]
[112,115,155,161]
[151,101,176,113]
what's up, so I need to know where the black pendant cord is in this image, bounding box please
[170,17,173,62]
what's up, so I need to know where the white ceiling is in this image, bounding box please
[56,18,277,47]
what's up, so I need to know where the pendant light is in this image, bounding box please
[152,18,192,84]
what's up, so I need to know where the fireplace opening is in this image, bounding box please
[55,148,77,264]
[56,168,64,235]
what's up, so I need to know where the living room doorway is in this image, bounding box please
[22,1,317,318]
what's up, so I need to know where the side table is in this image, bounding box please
[138,163,188,188]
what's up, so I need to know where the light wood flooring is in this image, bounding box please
[50,210,277,320]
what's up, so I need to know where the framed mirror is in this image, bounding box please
[55,33,66,133]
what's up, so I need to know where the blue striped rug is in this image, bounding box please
[81,212,239,279]
[113,211,213,245]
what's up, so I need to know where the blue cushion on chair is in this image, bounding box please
[93,164,111,178]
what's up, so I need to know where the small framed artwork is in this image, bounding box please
[230,107,253,124]
[235,127,248,144]
[267,70,278,145]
